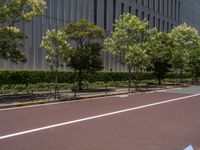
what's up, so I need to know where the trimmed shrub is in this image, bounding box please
[0,70,191,85]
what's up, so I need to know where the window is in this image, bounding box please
[129,6,132,13]
[135,9,138,17]
[158,18,160,31]
[158,0,160,13]
[94,0,97,25]
[113,0,116,23]
[147,0,150,8]
[167,0,169,17]
[104,0,107,29]
[175,0,177,20]
[142,0,144,5]
[153,0,156,11]
[178,1,181,22]
[121,3,124,15]
[148,14,150,21]
[153,16,156,27]
[142,12,145,20]
[162,20,165,31]
[148,14,150,28]
[162,0,165,15]
[167,22,169,32]
[171,24,173,30]
[171,0,173,18]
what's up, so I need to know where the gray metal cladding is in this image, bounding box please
[0,0,199,71]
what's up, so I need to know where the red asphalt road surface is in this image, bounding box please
[0,92,200,150]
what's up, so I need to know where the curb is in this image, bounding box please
[0,100,50,109]
[0,91,129,109]
[0,85,185,110]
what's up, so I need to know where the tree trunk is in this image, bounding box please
[128,66,131,93]
[195,73,198,83]
[54,48,59,101]
[180,68,183,83]
[134,82,138,91]
[78,70,83,91]
[158,78,162,85]
[54,68,58,101]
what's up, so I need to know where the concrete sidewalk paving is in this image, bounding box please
[0,86,174,109]
[0,88,129,109]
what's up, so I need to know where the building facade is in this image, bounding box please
[1,0,200,71]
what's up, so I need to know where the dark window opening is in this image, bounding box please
[142,0,144,5]
[129,6,132,13]
[121,3,124,15]
[142,12,145,20]
[153,16,156,27]
[153,0,156,11]
[175,0,177,20]
[94,0,97,25]
[162,20,165,31]
[167,22,169,32]
[171,24,173,30]
[104,0,107,29]
[162,0,165,15]
[147,0,150,8]
[167,0,169,17]
[158,0,160,13]
[178,1,181,22]
[135,9,138,16]
[148,14,150,28]
[158,18,160,31]
[171,0,173,18]
[113,0,116,23]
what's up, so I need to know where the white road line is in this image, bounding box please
[119,94,129,98]
[145,91,155,94]
[0,93,200,140]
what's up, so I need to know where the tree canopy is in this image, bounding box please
[0,0,46,64]
[170,23,199,81]
[0,0,46,26]
[145,29,173,84]
[63,19,104,90]
[0,26,27,63]
[41,29,72,100]
[41,29,72,67]
[104,13,149,92]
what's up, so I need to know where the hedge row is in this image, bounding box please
[0,71,75,85]
[0,71,191,85]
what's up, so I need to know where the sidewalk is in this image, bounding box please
[0,85,174,109]
[0,88,129,109]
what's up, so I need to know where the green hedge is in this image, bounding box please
[0,71,191,85]
[164,72,191,79]
[86,72,155,82]
[0,71,75,85]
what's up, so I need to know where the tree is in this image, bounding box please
[0,27,27,63]
[41,29,72,100]
[170,23,199,82]
[104,13,149,93]
[0,0,46,63]
[0,0,46,26]
[145,29,173,84]
[63,19,104,91]
[126,44,149,90]
[187,45,200,83]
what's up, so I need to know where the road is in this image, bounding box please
[0,86,200,150]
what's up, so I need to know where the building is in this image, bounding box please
[1,0,200,71]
